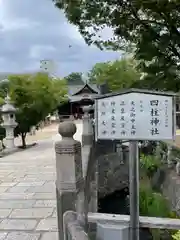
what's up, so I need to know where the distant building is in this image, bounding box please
[58,82,109,119]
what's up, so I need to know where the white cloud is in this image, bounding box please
[30,45,56,59]
[0,0,120,76]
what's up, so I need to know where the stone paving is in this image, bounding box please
[0,122,82,240]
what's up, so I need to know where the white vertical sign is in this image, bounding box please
[95,92,174,140]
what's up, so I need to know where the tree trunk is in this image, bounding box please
[21,133,26,148]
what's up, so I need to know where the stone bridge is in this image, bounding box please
[1,118,180,240]
[56,118,180,240]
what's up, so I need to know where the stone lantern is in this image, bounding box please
[0,95,17,150]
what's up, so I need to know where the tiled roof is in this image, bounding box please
[68,83,100,95]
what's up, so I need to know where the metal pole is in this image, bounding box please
[129,140,139,240]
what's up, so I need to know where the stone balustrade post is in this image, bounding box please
[82,105,97,213]
[82,105,94,176]
[155,142,162,160]
[167,145,173,168]
[82,105,94,147]
[55,121,84,240]
[176,161,180,175]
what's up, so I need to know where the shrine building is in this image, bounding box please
[58,82,109,119]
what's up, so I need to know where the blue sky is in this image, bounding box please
[0,0,120,77]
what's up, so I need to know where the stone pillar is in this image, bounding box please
[82,105,97,213]
[55,121,84,240]
[82,105,94,176]
[167,145,173,168]
[82,105,93,147]
[155,142,162,161]
[176,161,180,175]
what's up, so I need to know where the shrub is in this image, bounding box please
[139,185,173,240]
[139,185,170,218]
[140,154,161,179]
[172,231,180,240]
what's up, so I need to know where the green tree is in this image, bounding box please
[64,72,84,85]
[53,0,180,91]
[0,97,4,105]
[0,80,9,99]
[88,58,141,91]
[0,102,5,142]
[8,73,67,148]
[0,83,6,142]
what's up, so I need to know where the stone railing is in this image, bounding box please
[63,210,180,240]
[55,120,180,240]
[55,105,180,240]
[88,212,180,229]
[55,105,97,240]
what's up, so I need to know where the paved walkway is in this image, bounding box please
[0,122,82,240]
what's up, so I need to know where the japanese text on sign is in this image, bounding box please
[96,92,174,140]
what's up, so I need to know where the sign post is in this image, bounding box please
[129,140,139,240]
[94,89,176,240]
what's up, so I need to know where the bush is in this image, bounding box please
[140,154,161,179]
[172,231,180,240]
[139,185,170,217]
[139,185,178,239]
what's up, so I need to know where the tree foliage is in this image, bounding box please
[173,231,180,240]
[0,84,6,141]
[64,72,84,85]
[0,97,4,105]
[2,73,67,147]
[54,0,180,91]
[0,112,5,141]
[88,58,141,91]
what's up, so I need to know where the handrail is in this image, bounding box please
[88,212,180,230]
[63,211,90,240]
[84,144,96,231]
[63,211,180,240]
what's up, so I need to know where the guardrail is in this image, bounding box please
[63,211,180,240]
[88,212,180,229]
